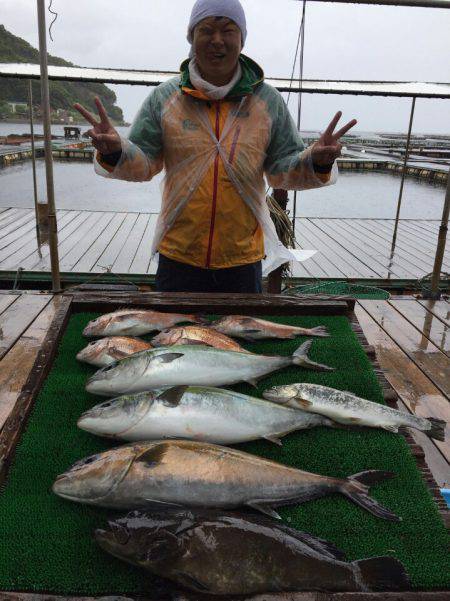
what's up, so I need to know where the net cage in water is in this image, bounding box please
[284,281,391,300]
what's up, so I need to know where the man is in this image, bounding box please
[75,0,356,293]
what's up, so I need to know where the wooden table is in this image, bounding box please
[0,290,448,601]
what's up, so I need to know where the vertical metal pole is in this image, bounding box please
[292,0,306,230]
[37,0,61,292]
[390,96,416,251]
[428,172,450,299]
[28,80,42,256]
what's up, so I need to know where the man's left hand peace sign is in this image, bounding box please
[311,111,357,166]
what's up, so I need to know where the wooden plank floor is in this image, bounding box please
[0,293,58,430]
[0,208,448,281]
[0,291,448,490]
[355,298,450,487]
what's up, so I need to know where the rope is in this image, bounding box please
[63,265,139,293]
[48,0,58,41]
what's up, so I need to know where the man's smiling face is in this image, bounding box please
[193,17,242,86]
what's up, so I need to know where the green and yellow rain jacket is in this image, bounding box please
[96,55,336,273]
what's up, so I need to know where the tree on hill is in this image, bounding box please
[0,24,125,123]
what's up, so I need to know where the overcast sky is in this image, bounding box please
[2,0,449,133]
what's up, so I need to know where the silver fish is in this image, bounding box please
[85,341,333,397]
[53,440,399,521]
[212,315,329,341]
[77,385,333,444]
[82,309,204,337]
[76,337,152,367]
[263,383,446,441]
[96,510,410,594]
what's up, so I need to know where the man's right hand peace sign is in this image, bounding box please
[73,96,122,155]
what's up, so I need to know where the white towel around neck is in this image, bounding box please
[188,59,242,100]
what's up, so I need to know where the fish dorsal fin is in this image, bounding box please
[157,386,189,407]
[247,502,281,520]
[152,352,184,365]
[135,443,169,468]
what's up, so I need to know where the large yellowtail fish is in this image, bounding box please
[53,439,400,521]
[78,386,334,444]
[85,340,333,396]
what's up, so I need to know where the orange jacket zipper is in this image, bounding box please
[205,101,221,268]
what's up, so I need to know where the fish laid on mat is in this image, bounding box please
[76,337,153,367]
[211,315,329,341]
[152,325,249,353]
[85,341,333,397]
[82,309,204,337]
[52,439,400,521]
[77,386,333,444]
[96,510,410,595]
[263,383,446,441]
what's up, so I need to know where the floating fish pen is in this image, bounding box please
[0,146,45,167]
[338,159,448,184]
[51,146,94,161]
[0,290,448,600]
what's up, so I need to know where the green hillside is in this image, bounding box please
[0,24,125,123]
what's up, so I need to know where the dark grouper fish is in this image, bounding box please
[53,440,400,521]
[95,510,410,595]
[85,340,333,397]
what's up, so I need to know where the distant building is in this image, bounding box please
[7,101,28,113]
[64,126,81,139]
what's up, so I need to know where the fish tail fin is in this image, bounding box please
[354,557,411,591]
[340,470,401,522]
[292,340,334,372]
[426,418,446,441]
[308,325,330,337]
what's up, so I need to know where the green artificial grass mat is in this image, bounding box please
[0,312,448,595]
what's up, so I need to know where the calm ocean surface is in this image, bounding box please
[0,123,446,219]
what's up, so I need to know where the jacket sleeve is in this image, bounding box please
[263,88,337,191]
[94,88,164,182]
